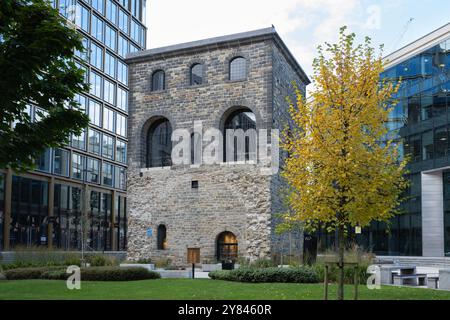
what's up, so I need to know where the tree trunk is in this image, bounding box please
[337,223,345,300]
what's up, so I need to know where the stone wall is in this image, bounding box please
[126,34,308,265]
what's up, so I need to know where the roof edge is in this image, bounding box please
[384,22,450,68]
[125,27,311,84]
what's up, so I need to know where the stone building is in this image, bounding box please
[125,27,310,265]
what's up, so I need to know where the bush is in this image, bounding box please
[80,267,160,281]
[137,258,152,264]
[154,257,172,269]
[311,263,369,284]
[86,254,117,267]
[236,258,276,269]
[4,267,65,280]
[4,266,160,281]
[209,267,319,283]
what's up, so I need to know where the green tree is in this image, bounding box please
[280,27,409,300]
[0,0,89,172]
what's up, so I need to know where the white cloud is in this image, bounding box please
[146,0,377,80]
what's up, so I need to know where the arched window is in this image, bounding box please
[216,231,238,262]
[223,109,256,162]
[157,224,167,250]
[146,118,172,168]
[190,63,203,85]
[229,57,246,81]
[151,70,165,91]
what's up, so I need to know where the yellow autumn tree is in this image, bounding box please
[281,27,409,300]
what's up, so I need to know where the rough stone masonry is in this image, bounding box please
[125,27,310,266]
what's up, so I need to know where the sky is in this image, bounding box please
[145,0,450,81]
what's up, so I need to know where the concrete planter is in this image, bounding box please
[120,263,155,271]
[439,269,450,290]
[202,264,222,272]
[156,270,192,278]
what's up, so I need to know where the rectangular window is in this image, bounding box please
[118,61,128,85]
[106,0,117,24]
[88,99,102,127]
[90,41,103,70]
[118,35,129,58]
[102,134,115,160]
[105,51,116,77]
[435,126,448,159]
[75,36,89,61]
[76,4,90,32]
[90,71,102,98]
[75,62,88,84]
[102,162,114,186]
[36,149,52,173]
[115,166,126,190]
[72,153,86,180]
[119,0,129,9]
[116,140,127,164]
[422,131,434,161]
[75,94,87,112]
[72,129,86,150]
[118,9,129,34]
[88,129,102,155]
[104,79,116,105]
[92,0,104,14]
[86,158,100,184]
[59,0,75,20]
[53,149,69,177]
[117,86,128,111]
[130,19,138,43]
[91,14,104,42]
[130,43,139,54]
[105,24,117,51]
[116,113,127,137]
[103,107,115,132]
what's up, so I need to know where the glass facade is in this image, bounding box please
[2,0,147,251]
[10,176,49,248]
[359,35,450,256]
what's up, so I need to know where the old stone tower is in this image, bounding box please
[125,28,310,265]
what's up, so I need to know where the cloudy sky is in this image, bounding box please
[146,0,450,79]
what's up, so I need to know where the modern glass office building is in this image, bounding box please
[360,24,450,257]
[316,23,450,257]
[0,0,147,252]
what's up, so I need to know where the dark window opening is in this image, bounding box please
[157,224,167,250]
[190,63,203,85]
[216,231,238,262]
[146,119,172,168]
[152,70,165,91]
[223,109,256,162]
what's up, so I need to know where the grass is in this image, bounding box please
[1,279,450,300]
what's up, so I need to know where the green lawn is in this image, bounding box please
[1,279,450,300]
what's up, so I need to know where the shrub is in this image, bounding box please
[209,267,319,283]
[137,258,152,264]
[236,258,276,269]
[311,263,369,284]
[64,253,82,267]
[154,257,172,269]
[80,267,160,281]
[4,266,160,281]
[4,267,65,280]
[86,254,117,267]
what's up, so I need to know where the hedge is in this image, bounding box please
[209,267,319,283]
[4,267,160,281]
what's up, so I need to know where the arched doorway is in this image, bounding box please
[216,231,238,262]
